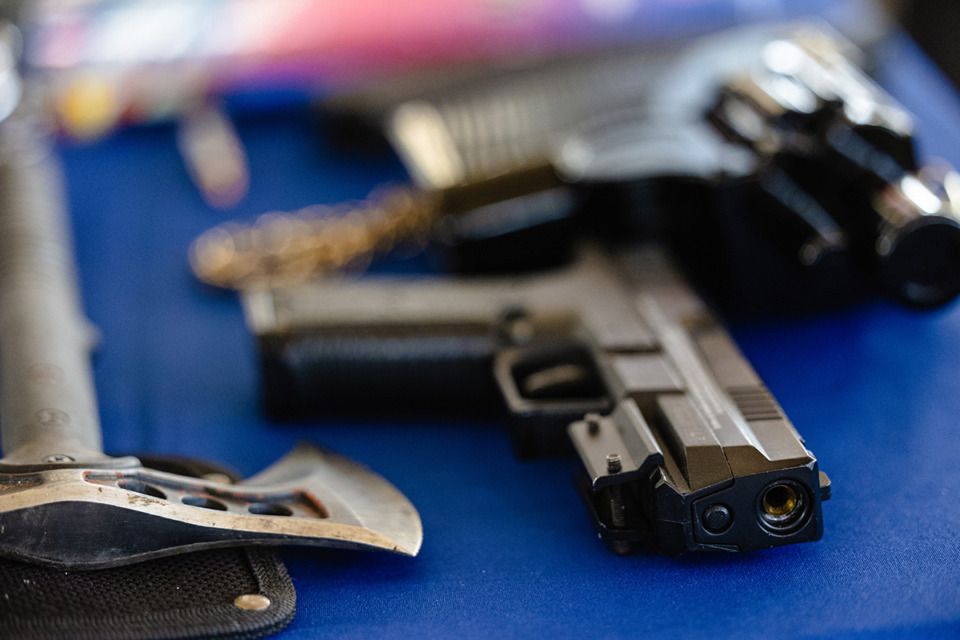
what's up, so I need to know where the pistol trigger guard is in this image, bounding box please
[493,344,608,404]
[493,345,611,458]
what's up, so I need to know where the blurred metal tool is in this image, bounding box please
[176,102,250,209]
[189,185,438,288]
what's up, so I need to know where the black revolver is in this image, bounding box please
[243,246,830,555]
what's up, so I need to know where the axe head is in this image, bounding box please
[0,444,423,569]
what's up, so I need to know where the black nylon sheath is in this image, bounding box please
[0,456,296,640]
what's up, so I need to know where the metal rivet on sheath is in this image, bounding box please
[234,594,271,611]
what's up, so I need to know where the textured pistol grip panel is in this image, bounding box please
[258,329,502,418]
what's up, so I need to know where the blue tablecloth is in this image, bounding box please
[61,33,960,639]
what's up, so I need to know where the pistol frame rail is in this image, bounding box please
[243,246,830,555]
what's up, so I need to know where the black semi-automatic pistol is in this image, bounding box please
[243,245,830,555]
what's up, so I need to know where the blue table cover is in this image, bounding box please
[60,33,960,640]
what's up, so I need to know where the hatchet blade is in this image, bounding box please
[0,444,422,569]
